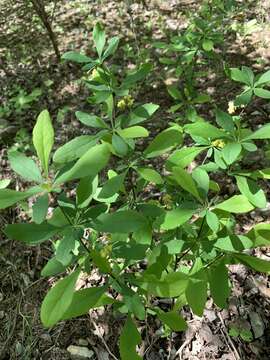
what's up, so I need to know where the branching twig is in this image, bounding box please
[91,319,119,360]
[30,0,60,60]
[50,0,58,23]
[125,0,141,59]
[218,312,241,360]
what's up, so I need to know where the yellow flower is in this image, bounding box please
[90,68,99,80]
[212,139,225,149]
[148,199,160,206]
[228,101,235,114]
[117,99,126,110]
[162,194,173,209]
[125,95,134,108]
[100,245,112,258]
[117,95,135,111]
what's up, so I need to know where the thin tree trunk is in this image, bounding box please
[30,0,60,61]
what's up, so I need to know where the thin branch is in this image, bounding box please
[90,319,119,360]
[30,0,60,60]
[218,312,241,360]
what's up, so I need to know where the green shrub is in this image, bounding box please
[2,19,270,359]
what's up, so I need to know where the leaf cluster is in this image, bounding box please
[2,12,270,358]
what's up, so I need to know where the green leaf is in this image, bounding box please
[160,207,196,230]
[0,186,41,209]
[254,87,270,99]
[222,143,242,165]
[62,51,92,63]
[91,249,111,273]
[241,142,257,152]
[184,121,226,140]
[230,67,251,85]
[84,204,108,221]
[113,241,148,261]
[144,245,170,277]
[137,203,164,219]
[94,190,118,204]
[214,235,253,252]
[144,127,182,158]
[94,210,147,233]
[160,57,177,65]
[93,23,106,58]
[256,168,270,179]
[53,135,99,164]
[117,126,149,139]
[215,195,254,213]
[41,270,80,327]
[254,69,270,87]
[137,167,163,185]
[172,167,202,201]
[167,85,182,100]
[120,316,142,360]
[0,179,11,189]
[98,172,126,199]
[122,63,152,88]
[124,293,145,320]
[76,176,97,208]
[54,143,110,184]
[234,253,270,273]
[242,66,254,85]
[48,207,70,227]
[215,110,234,133]
[208,260,230,308]
[164,239,184,255]
[62,286,113,320]
[105,93,114,119]
[133,225,152,245]
[32,193,49,224]
[240,329,253,342]
[158,311,187,331]
[5,222,60,245]
[112,134,129,156]
[75,111,108,129]
[102,36,119,60]
[8,151,42,182]
[192,167,209,196]
[244,123,270,140]
[127,103,159,126]
[209,179,220,192]
[246,223,270,247]
[166,146,207,170]
[229,327,239,337]
[214,149,226,169]
[236,175,266,208]
[186,278,207,316]
[202,39,214,51]
[33,110,54,177]
[41,257,66,277]
[234,89,253,106]
[78,62,96,71]
[193,93,211,104]
[56,233,76,266]
[142,272,189,298]
[206,211,219,233]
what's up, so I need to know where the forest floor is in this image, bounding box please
[1,0,270,359]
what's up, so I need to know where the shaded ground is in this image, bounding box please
[1,0,270,359]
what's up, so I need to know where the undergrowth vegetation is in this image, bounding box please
[1,1,270,358]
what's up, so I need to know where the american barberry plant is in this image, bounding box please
[153,0,229,112]
[2,21,270,359]
[229,66,270,105]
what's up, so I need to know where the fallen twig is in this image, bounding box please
[91,319,119,360]
[218,312,240,360]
